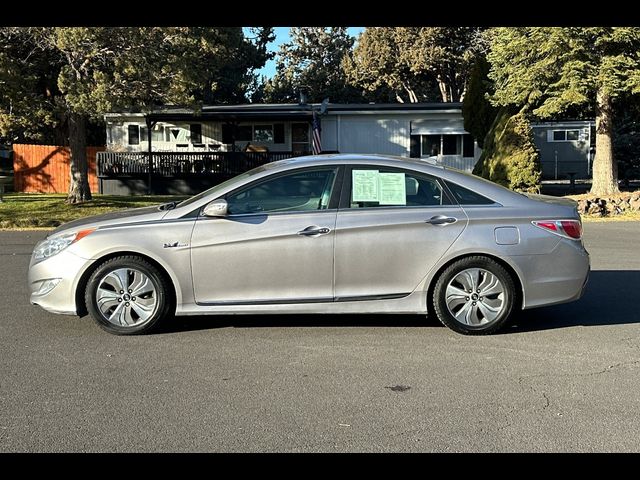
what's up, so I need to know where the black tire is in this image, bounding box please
[431,256,516,335]
[84,255,173,335]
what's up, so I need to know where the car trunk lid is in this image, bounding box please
[522,193,577,207]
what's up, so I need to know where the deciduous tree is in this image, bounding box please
[0,27,274,202]
[263,27,362,103]
[344,27,483,103]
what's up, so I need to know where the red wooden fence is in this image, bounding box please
[13,144,103,193]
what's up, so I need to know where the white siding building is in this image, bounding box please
[104,102,481,172]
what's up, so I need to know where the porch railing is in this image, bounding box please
[96,151,321,178]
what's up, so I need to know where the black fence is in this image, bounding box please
[97,151,308,177]
[96,150,336,195]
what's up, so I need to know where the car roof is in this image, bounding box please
[270,153,445,171]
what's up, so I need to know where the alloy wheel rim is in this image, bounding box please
[445,268,505,326]
[96,268,158,328]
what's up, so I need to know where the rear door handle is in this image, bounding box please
[426,215,457,225]
[297,226,331,236]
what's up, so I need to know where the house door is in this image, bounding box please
[291,123,310,154]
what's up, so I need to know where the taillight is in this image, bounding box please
[559,220,582,239]
[532,220,582,240]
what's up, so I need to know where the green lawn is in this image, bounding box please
[0,193,187,229]
[0,192,637,230]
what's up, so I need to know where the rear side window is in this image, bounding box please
[348,167,452,208]
[446,181,494,205]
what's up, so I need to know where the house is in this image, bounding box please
[100,102,480,195]
[100,103,594,195]
[530,121,595,180]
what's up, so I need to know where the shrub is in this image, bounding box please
[473,107,541,193]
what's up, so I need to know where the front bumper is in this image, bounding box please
[28,249,93,316]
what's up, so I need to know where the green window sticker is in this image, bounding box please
[352,170,379,202]
[379,172,406,205]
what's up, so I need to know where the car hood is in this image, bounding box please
[523,193,577,207]
[48,205,166,237]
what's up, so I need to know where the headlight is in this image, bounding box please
[33,228,95,261]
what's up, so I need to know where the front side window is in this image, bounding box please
[226,168,337,215]
[349,167,451,209]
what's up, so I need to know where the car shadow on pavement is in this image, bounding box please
[156,312,433,334]
[508,270,640,333]
[154,270,637,335]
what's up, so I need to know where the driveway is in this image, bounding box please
[1,222,639,452]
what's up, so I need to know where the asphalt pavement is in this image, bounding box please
[1,222,640,452]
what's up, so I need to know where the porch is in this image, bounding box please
[96,150,327,195]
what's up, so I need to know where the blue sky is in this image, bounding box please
[249,27,365,79]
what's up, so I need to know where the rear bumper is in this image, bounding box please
[509,239,590,309]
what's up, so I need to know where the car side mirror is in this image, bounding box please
[203,199,228,217]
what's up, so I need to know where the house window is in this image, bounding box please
[292,123,310,153]
[421,134,468,157]
[236,125,253,142]
[223,123,282,145]
[550,129,581,142]
[151,125,165,142]
[190,124,202,144]
[462,134,475,158]
[274,123,285,144]
[442,135,459,155]
[421,135,440,157]
[140,126,148,143]
[254,125,274,143]
[566,130,579,141]
[128,125,140,145]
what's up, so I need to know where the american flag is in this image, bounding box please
[312,111,322,155]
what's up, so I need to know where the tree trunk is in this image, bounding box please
[436,76,450,102]
[66,112,92,203]
[589,89,619,196]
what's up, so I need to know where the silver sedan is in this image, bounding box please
[28,154,590,335]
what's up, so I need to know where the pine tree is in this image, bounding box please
[488,27,640,196]
[462,56,497,148]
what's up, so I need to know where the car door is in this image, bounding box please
[333,165,467,300]
[190,166,341,304]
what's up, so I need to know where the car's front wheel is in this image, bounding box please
[432,256,516,335]
[85,256,172,335]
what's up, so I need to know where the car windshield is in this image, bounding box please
[174,164,270,209]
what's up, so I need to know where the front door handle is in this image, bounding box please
[426,215,457,225]
[297,226,331,236]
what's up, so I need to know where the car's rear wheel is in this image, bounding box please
[85,256,172,335]
[432,256,516,335]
